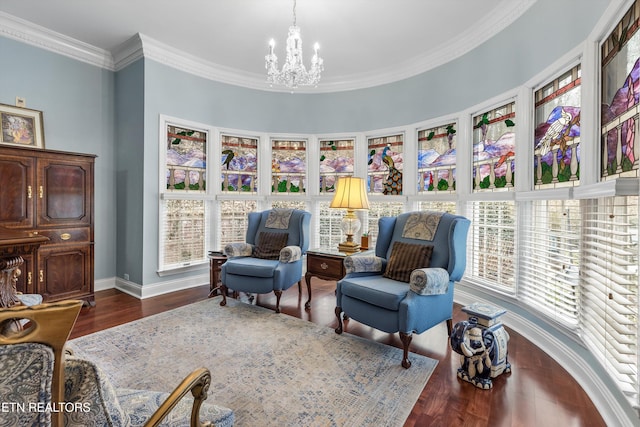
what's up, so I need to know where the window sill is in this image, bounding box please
[157,260,208,277]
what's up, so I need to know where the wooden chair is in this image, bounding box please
[0,301,234,427]
[0,300,82,427]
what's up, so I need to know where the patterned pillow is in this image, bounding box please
[253,231,289,260]
[383,241,433,283]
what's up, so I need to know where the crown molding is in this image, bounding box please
[111,34,144,71]
[135,33,264,90]
[318,0,537,93]
[0,0,536,92]
[0,11,114,70]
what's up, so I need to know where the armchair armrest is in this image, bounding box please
[223,242,253,258]
[279,245,302,263]
[344,255,384,274]
[145,367,212,427]
[409,267,450,295]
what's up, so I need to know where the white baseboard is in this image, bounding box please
[455,288,636,427]
[112,274,209,299]
[94,277,116,292]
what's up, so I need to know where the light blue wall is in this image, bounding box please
[0,36,116,281]
[115,60,145,284]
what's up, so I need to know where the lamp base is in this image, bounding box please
[338,240,360,254]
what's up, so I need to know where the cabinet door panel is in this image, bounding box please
[0,155,35,228]
[37,159,92,227]
[38,245,91,301]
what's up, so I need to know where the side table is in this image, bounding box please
[306,249,347,281]
[305,248,373,308]
[208,252,227,297]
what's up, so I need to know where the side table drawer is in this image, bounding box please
[307,254,344,279]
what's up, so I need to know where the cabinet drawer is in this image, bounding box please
[36,228,91,244]
[307,254,344,277]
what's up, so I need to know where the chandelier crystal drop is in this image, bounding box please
[265,0,324,89]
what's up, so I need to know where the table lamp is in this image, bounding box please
[330,176,370,253]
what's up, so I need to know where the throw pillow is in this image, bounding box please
[253,231,289,260]
[383,241,433,283]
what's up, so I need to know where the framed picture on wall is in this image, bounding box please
[0,103,45,149]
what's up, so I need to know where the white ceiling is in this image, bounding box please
[0,0,536,92]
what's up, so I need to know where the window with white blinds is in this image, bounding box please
[271,200,308,211]
[366,201,405,246]
[519,200,581,326]
[418,200,457,214]
[317,201,346,249]
[468,200,516,291]
[160,199,207,269]
[159,117,210,271]
[218,200,258,250]
[580,195,639,400]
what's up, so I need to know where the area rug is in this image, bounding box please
[68,297,437,426]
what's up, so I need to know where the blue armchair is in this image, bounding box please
[220,209,311,313]
[335,211,470,368]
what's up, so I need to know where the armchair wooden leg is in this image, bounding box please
[274,290,282,313]
[399,332,413,369]
[446,318,453,336]
[334,306,343,334]
[219,285,228,307]
[303,279,311,310]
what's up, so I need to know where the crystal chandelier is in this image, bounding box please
[265,0,324,89]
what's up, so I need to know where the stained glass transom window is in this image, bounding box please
[166,124,207,191]
[534,65,581,189]
[221,134,258,193]
[472,102,516,192]
[601,0,640,179]
[272,139,306,193]
[418,123,457,193]
[319,139,354,193]
[367,134,404,195]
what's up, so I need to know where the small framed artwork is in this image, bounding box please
[0,104,45,149]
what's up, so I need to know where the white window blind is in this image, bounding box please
[271,200,307,210]
[580,196,639,401]
[160,199,207,268]
[418,201,457,214]
[468,201,516,291]
[218,200,257,250]
[366,201,405,246]
[317,201,345,249]
[519,200,581,326]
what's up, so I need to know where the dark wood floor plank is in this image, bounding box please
[71,278,606,427]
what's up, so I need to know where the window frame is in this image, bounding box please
[157,114,216,275]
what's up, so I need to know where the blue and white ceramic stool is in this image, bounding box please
[449,302,511,389]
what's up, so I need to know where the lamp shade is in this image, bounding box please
[330,177,370,210]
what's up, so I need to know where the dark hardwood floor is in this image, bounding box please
[71,279,606,427]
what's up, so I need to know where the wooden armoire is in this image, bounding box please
[0,145,95,305]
